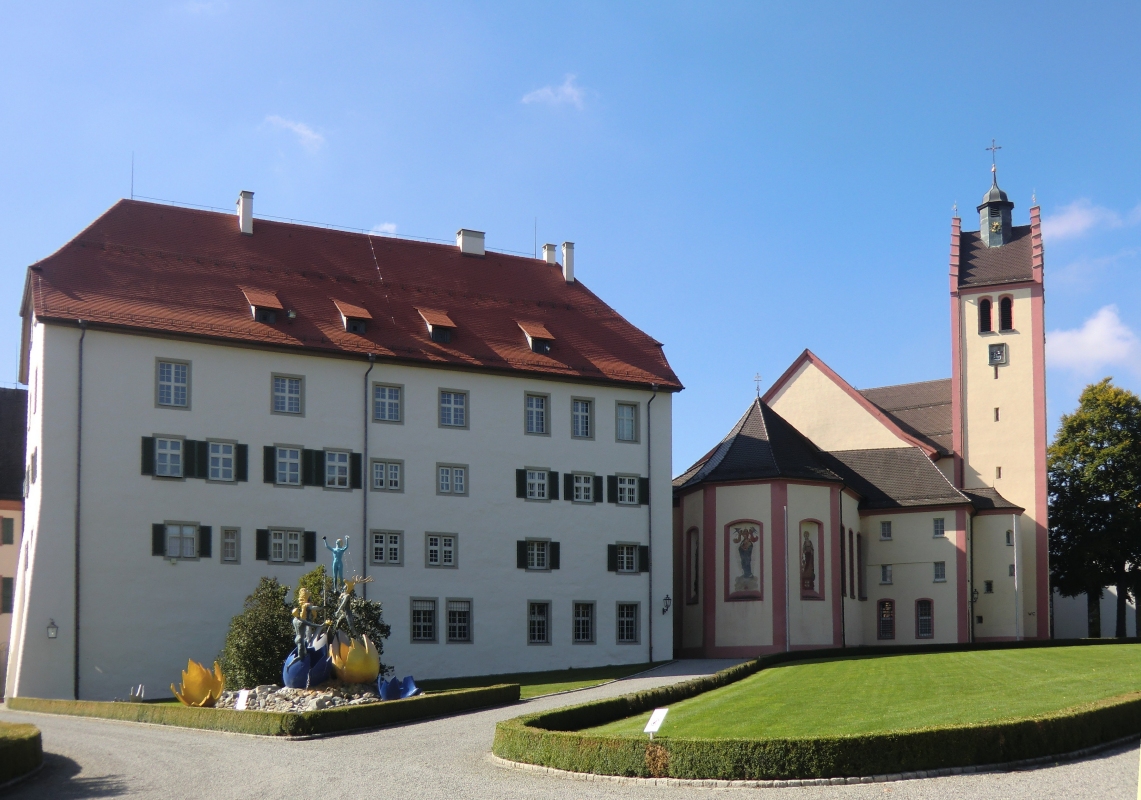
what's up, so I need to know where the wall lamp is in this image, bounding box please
[661,595,672,615]
[47,619,58,639]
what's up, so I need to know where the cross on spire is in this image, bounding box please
[986,138,1002,179]
[754,373,763,399]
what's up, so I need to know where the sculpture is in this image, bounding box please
[171,659,225,707]
[322,536,349,591]
[801,531,816,592]
[291,587,327,658]
[329,631,380,683]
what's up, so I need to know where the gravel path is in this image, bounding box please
[1,659,1137,799]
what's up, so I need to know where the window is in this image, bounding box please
[616,402,638,442]
[617,544,637,573]
[916,599,933,639]
[430,327,451,344]
[994,407,1001,422]
[156,360,189,407]
[276,447,301,485]
[447,600,472,643]
[880,521,892,540]
[617,476,638,505]
[437,464,467,496]
[528,602,550,644]
[222,528,240,563]
[880,564,893,584]
[934,561,946,582]
[573,602,595,643]
[371,531,402,565]
[840,525,847,597]
[29,449,37,484]
[856,533,866,600]
[373,384,402,422]
[999,296,1013,331]
[878,599,895,640]
[1009,564,1016,577]
[526,469,548,500]
[371,460,403,491]
[272,375,303,415]
[426,534,456,568]
[165,524,197,559]
[271,530,285,561]
[1,517,13,546]
[617,603,639,644]
[996,466,1002,479]
[439,390,467,427]
[325,450,350,488]
[411,599,436,642]
[1006,530,1014,546]
[573,473,593,502]
[979,298,993,333]
[933,518,945,538]
[1,577,12,614]
[984,580,994,594]
[572,398,593,439]
[155,438,183,478]
[208,442,235,482]
[525,393,548,435]
[286,531,301,562]
[527,540,549,570]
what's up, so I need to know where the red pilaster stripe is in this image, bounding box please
[771,481,788,651]
[1030,283,1050,638]
[949,217,965,488]
[956,508,969,642]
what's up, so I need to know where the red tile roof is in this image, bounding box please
[23,200,681,391]
[332,298,372,320]
[240,286,283,309]
[517,320,555,340]
[416,308,455,329]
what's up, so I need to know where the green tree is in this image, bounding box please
[1049,378,1141,638]
[216,577,295,689]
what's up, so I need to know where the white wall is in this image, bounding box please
[10,324,675,699]
[1052,588,1137,639]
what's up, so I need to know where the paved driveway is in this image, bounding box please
[1,659,1137,799]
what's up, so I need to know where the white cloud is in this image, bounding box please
[369,223,397,235]
[1041,199,1141,242]
[1047,305,1141,375]
[265,115,325,152]
[522,75,585,109]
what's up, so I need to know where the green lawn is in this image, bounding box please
[419,662,660,699]
[586,646,1141,739]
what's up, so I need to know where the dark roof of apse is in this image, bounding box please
[673,399,841,490]
[23,200,681,391]
[958,225,1034,288]
[822,447,970,510]
[858,378,953,455]
[0,388,28,501]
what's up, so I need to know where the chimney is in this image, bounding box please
[542,243,557,265]
[237,191,254,235]
[561,242,575,283]
[456,229,485,257]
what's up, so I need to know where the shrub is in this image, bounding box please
[0,721,43,783]
[217,577,295,690]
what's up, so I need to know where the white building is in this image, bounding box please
[0,387,27,696]
[7,195,680,700]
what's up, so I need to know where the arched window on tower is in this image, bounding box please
[999,297,1013,331]
[979,298,992,333]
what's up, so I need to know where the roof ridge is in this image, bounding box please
[859,377,951,393]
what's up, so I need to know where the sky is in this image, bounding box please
[1,2,1139,473]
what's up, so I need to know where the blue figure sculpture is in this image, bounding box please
[283,646,333,689]
[323,535,349,591]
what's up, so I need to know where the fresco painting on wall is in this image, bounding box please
[686,528,700,604]
[801,529,816,593]
[731,525,760,594]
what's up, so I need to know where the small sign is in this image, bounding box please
[235,689,250,711]
[644,708,669,735]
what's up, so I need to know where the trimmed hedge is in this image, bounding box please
[493,640,1141,779]
[0,722,43,784]
[8,683,519,737]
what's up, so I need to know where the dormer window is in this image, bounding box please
[517,321,555,355]
[333,299,372,335]
[417,308,456,345]
[241,287,283,324]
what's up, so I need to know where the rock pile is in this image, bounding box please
[216,680,383,713]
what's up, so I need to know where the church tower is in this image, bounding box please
[949,164,1048,640]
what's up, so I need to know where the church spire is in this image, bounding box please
[977,140,1014,247]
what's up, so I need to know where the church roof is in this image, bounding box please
[961,487,1024,513]
[822,447,970,510]
[20,200,681,391]
[958,225,1034,288]
[858,378,953,456]
[673,399,841,490]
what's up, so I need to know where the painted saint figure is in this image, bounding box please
[323,536,349,590]
[731,525,760,594]
[801,531,816,592]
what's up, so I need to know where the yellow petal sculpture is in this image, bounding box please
[329,632,380,683]
[171,660,225,707]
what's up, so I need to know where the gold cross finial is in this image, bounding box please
[754,373,763,399]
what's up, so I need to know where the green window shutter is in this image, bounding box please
[141,437,155,475]
[1,517,13,545]
[549,471,560,501]
[607,475,618,504]
[152,523,165,556]
[515,469,526,499]
[1,577,12,614]
[303,532,317,562]
[607,544,618,572]
[593,475,603,504]
[517,540,527,569]
[302,449,315,486]
[550,542,560,570]
[263,446,276,483]
[350,453,363,490]
[314,451,326,485]
[183,440,198,478]
[563,473,573,500]
[638,477,650,505]
[198,526,212,558]
[638,545,650,573]
[255,529,270,561]
[235,444,249,482]
[196,441,210,479]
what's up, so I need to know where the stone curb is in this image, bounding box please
[487,733,1139,787]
